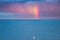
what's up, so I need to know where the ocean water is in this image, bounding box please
[0,20,60,40]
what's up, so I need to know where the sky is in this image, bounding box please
[0,1,60,19]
